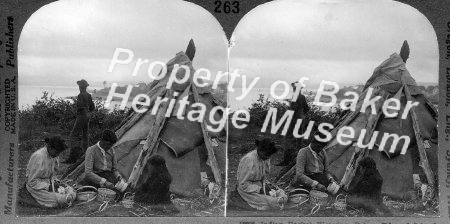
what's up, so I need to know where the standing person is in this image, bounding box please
[290,82,309,147]
[65,79,95,163]
[279,81,310,168]
[82,130,123,190]
[291,83,309,121]
[26,136,76,208]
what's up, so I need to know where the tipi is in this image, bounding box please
[325,41,438,200]
[66,40,226,197]
[276,41,438,200]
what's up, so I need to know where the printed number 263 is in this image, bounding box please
[214,0,239,14]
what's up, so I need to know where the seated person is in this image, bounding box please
[231,138,285,210]
[292,132,337,193]
[83,130,122,189]
[26,136,76,208]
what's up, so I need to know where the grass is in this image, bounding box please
[17,93,223,217]
[17,92,439,217]
[226,124,439,217]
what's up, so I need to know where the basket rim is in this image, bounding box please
[77,191,97,195]
[77,186,98,193]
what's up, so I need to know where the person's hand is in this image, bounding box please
[316,184,327,192]
[104,181,115,189]
[328,177,337,184]
[201,177,210,188]
[66,186,75,196]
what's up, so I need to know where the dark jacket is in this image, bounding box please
[76,92,95,113]
[291,93,309,119]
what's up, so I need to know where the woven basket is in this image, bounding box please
[309,190,328,206]
[97,188,116,202]
[333,194,347,211]
[121,192,135,208]
[76,186,97,202]
[288,188,309,204]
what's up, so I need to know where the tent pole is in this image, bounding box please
[340,90,388,190]
[115,87,167,138]
[277,165,295,188]
[404,85,435,198]
[279,91,370,180]
[126,89,173,188]
[63,161,85,180]
[327,91,368,140]
[190,83,223,186]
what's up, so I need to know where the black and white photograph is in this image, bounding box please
[15,0,227,217]
[1,0,450,223]
[226,0,439,217]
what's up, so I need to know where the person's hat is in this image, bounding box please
[76,79,89,87]
[101,129,117,143]
[291,81,303,90]
[44,135,67,152]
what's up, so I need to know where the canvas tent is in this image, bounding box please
[66,40,226,197]
[324,41,438,200]
[276,42,438,200]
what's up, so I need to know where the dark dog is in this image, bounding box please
[348,157,392,216]
[135,155,172,204]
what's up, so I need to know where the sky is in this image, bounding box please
[19,0,228,87]
[19,0,438,91]
[230,0,439,89]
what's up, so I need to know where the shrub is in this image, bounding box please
[241,93,342,140]
[19,91,128,145]
[245,94,289,127]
